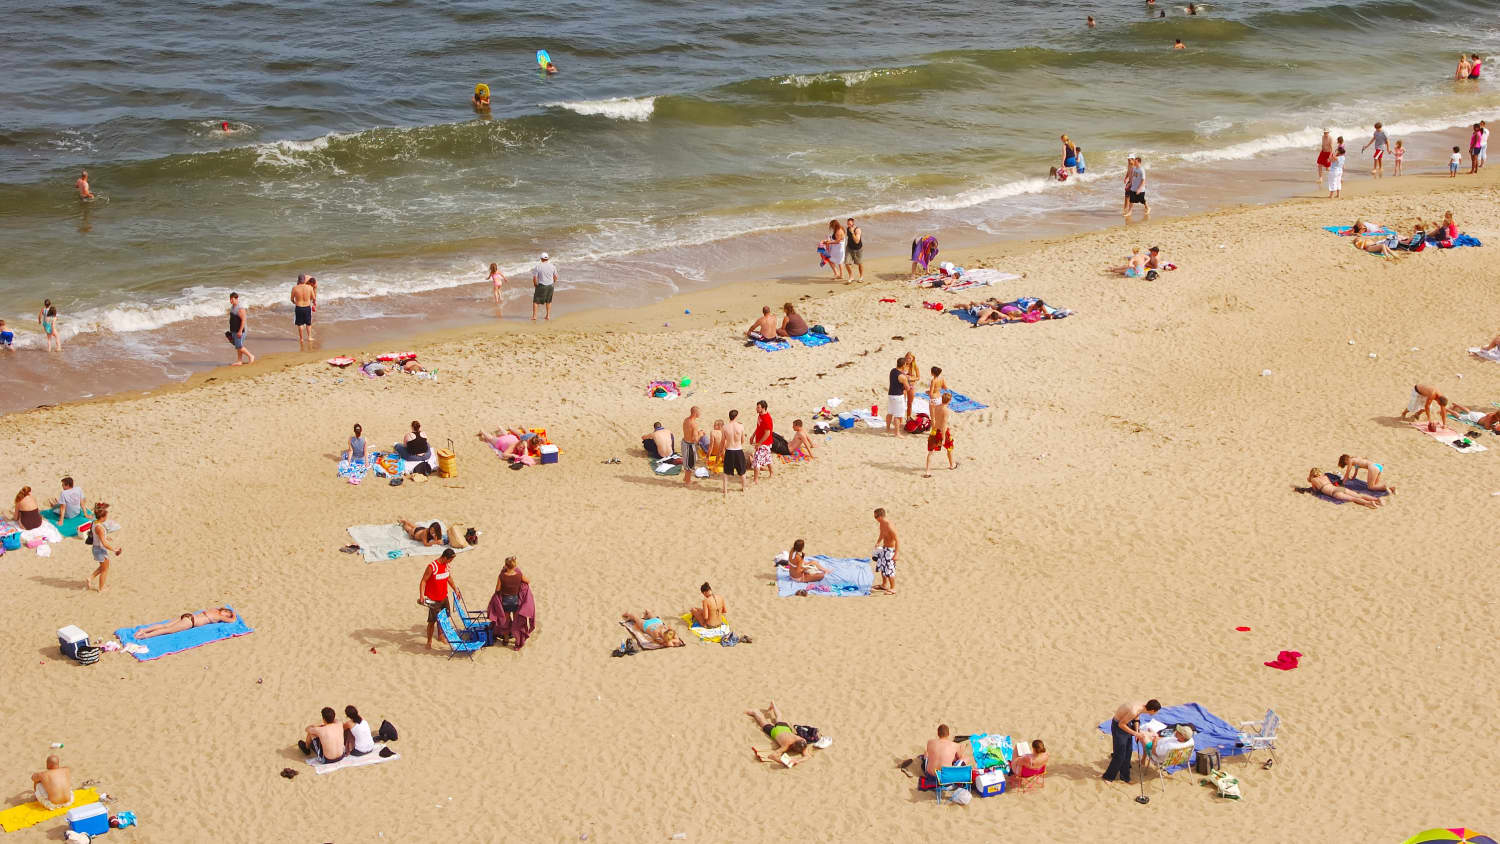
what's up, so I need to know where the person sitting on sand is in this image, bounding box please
[400,519,444,546]
[746,306,779,341]
[478,428,533,463]
[746,702,811,766]
[29,755,72,810]
[1113,247,1149,278]
[1338,454,1396,493]
[777,302,809,338]
[1304,468,1384,509]
[1353,233,1402,259]
[134,607,238,639]
[298,707,346,763]
[397,420,431,461]
[786,419,815,458]
[690,581,726,628]
[1144,245,1172,269]
[645,421,676,460]
[11,485,42,530]
[343,423,367,463]
[1399,383,1469,431]
[621,611,682,647]
[786,538,827,582]
[1009,738,1049,783]
[342,705,377,757]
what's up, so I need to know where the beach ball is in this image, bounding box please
[679,378,691,388]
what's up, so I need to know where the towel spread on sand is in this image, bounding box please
[1313,473,1389,505]
[754,339,791,352]
[1264,650,1303,670]
[777,555,874,597]
[0,788,100,832]
[1409,421,1488,452]
[948,298,1073,326]
[1323,225,1395,236]
[795,332,838,347]
[1468,347,1500,362]
[346,521,474,563]
[914,391,988,413]
[914,268,1021,291]
[620,620,673,651]
[337,458,369,482]
[679,611,731,642]
[41,507,93,537]
[304,747,399,774]
[1095,703,1250,772]
[115,607,253,661]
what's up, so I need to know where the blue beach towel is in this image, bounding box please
[1096,702,1250,772]
[949,308,979,325]
[116,606,254,661]
[777,555,873,597]
[754,339,791,352]
[916,391,988,413]
[1433,233,1482,248]
[1323,225,1395,237]
[794,332,837,348]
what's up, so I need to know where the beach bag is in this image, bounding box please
[447,524,468,549]
[84,526,94,546]
[464,527,478,546]
[1193,747,1220,775]
[74,645,101,665]
[811,324,827,335]
[793,724,821,744]
[377,720,399,742]
[770,432,791,456]
[905,413,932,434]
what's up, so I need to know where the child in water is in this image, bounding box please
[1393,140,1404,176]
[0,319,12,349]
[1074,145,1087,174]
[1048,166,1070,183]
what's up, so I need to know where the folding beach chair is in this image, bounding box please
[1010,765,1046,793]
[450,590,493,643]
[436,609,485,661]
[934,765,973,804]
[1141,742,1195,797]
[1237,709,1280,768]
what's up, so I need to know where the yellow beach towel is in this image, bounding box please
[0,787,99,832]
[679,612,731,643]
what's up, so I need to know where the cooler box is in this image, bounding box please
[436,448,458,478]
[57,625,90,659]
[67,802,109,836]
[539,444,559,465]
[837,413,856,430]
[973,767,1007,797]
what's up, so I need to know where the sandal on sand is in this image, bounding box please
[339,544,361,554]
[280,768,299,779]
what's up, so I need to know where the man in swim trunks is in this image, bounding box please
[298,707,346,763]
[690,581,726,628]
[1398,383,1469,432]
[872,507,898,594]
[682,406,704,486]
[722,409,747,495]
[746,702,810,766]
[923,392,955,478]
[228,292,254,366]
[76,171,93,200]
[844,217,864,282]
[134,607,238,639]
[745,306,778,341]
[751,399,774,483]
[1123,155,1148,221]
[1360,122,1389,178]
[1317,129,1333,183]
[30,755,72,810]
[923,724,963,777]
[290,274,315,348]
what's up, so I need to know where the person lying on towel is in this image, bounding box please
[622,611,682,647]
[400,519,444,547]
[133,607,237,639]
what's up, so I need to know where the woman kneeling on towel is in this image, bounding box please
[135,607,237,639]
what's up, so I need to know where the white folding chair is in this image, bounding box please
[1237,709,1280,769]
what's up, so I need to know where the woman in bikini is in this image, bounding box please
[621,611,682,647]
[786,538,826,583]
[135,607,237,639]
[11,486,42,530]
[400,519,444,546]
[1009,738,1049,785]
[901,352,919,421]
[1304,468,1384,509]
[1337,454,1396,493]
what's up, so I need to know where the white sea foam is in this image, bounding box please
[547,97,656,121]
[777,68,911,87]
[251,134,339,169]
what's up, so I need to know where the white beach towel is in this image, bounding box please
[1468,347,1500,362]
[346,520,475,563]
[19,522,63,546]
[304,747,399,774]
[1410,421,1489,452]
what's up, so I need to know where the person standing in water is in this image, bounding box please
[487,262,510,313]
[227,292,254,365]
[290,274,315,348]
[1316,129,1333,184]
[1361,122,1389,178]
[37,299,61,352]
[75,171,93,200]
[531,252,557,321]
[1123,155,1149,221]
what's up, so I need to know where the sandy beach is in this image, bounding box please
[3,167,1499,842]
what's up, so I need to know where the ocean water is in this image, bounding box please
[1,0,1497,407]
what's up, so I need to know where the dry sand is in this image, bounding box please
[2,170,1498,842]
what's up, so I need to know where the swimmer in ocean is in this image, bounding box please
[1186,2,1199,13]
[76,170,93,200]
[1087,15,1095,27]
[544,61,557,75]
[1173,38,1186,49]
[473,88,490,109]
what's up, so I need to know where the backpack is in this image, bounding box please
[905,413,932,434]
[770,432,791,456]
[377,720,399,742]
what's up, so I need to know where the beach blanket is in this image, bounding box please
[1312,473,1389,505]
[795,332,837,347]
[754,339,791,352]
[776,555,874,597]
[649,456,682,476]
[1468,346,1500,362]
[915,391,988,413]
[648,379,680,399]
[1096,702,1251,773]
[346,521,472,563]
[305,747,398,774]
[115,606,253,661]
[620,620,672,651]
[41,507,92,537]
[0,788,100,832]
[1409,421,1487,452]
[1323,225,1395,237]
[18,521,64,547]
[679,611,731,643]
[337,458,369,483]
[914,268,1021,292]
[1430,233,1482,248]
[370,451,405,478]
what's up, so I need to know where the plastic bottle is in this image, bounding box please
[50,743,63,748]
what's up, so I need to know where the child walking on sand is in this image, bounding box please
[1392,140,1404,176]
[1450,146,1462,178]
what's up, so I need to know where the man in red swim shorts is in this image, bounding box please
[923,392,955,478]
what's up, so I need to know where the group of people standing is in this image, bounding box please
[486,252,559,321]
[884,354,958,477]
[820,218,865,282]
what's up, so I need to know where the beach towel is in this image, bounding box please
[777,555,874,597]
[41,507,92,537]
[1429,233,1482,248]
[795,332,837,347]
[914,268,1021,292]
[949,299,1072,326]
[1409,421,1488,452]
[1312,473,1389,505]
[619,620,673,651]
[1264,649,1303,670]
[1323,225,1395,237]
[650,456,682,476]
[754,339,791,352]
[679,611,731,642]
[115,607,253,661]
[346,521,473,563]
[304,747,399,775]
[817,244,832,267]
[1468,346,1500,362]
[487,582,537,649]
[648,380,680,399]
[370,451,405,478]
[0,788,100,832]
[1096,702,1251,773]
[915,391,988,413]
[337,458,369,483]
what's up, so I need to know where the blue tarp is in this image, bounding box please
[776,555,873,597]
[1096,702,1250,772]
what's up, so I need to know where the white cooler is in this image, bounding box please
[57,625,89,659]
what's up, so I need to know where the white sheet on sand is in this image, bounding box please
[1410,421,1489,452]
[19,522,63,545]
[304,747,399,774]
[346,520,476,563]
[1468,347,1500,362]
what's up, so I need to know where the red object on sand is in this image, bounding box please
[1264,650,1302,670]
[1235,626,1251,632]
[879,298,896,303]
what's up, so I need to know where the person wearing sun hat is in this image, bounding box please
[531,251,558,321]
[1148,723,1194,765]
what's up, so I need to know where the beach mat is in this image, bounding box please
[777,555,874,597]
[619,620,672,651]
[0,788,100,832]
[794,332,837,348]
[41,507,92,537]
[1096,703,1250,773]
[753,339,791,352]
[915,391,988,413]
[115,606,253,661]
[347,521,471,563]
[1323,225,1395,236]
[1313,473,1390,505]
[305,748,399,775]
[1409,421,1487,452]
[679,611,731,642]
[649,456,682,476]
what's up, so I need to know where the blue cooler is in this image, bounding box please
[837,413,856,430]
[539,444,559,465]
[67,802,109,836]
[57,625,90,659]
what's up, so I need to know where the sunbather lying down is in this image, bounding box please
[1300,467,1384,509]
[135,607,237,639]
[478,428,534,463]
[746,702,810,767]
[964,298,1061,325]
[1453,408,1500,432]
[622,611,682,647]
[1354,234,1403,259]
[400,519,443,546]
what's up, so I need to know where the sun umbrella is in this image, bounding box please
[1401,829,1497,844]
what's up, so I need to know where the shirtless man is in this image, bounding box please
[1398,383,1468,432]
[291,274,315,348]
[746,702,810,766]
[29,755,72,810]
[872,507,899,594]
[648,422,675,461]
[923,392,956,477]
[690,581,726,628]
[786,419,814,458]
[745,306,778,341]
[722,409,747,495]
[298,707,346,763]
[923,724,963,777]
[1103,698,1160,783]
[682,406,704,486]
[76,171,94,200]
[133,607,238,639]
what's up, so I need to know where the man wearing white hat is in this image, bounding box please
[531,252,558,321]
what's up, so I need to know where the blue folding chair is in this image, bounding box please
[450,590,493,644]
[436,609,485,660]
[935,765,973,804]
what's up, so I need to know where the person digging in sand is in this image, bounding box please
[746,702,811,767]
[1304,468,1385,509]
[1338,454,1396,493]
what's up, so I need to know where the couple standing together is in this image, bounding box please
[821,218,865,281]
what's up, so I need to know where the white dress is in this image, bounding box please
[827,235,846,264]
[1327,156,1344,191]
